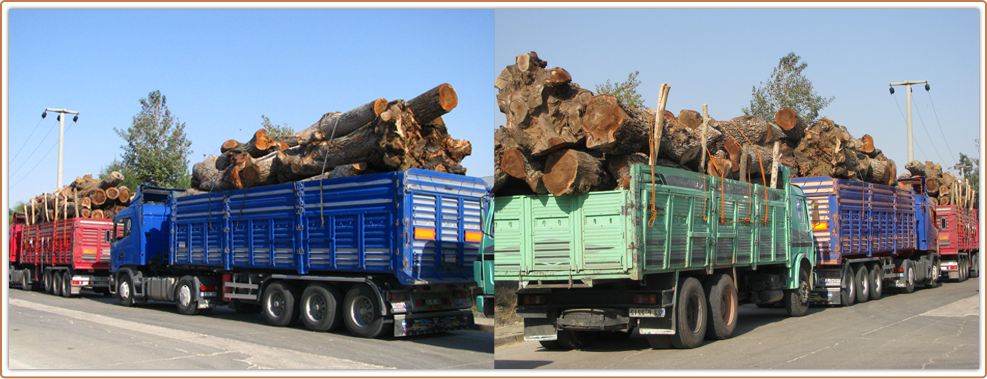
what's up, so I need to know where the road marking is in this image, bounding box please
[8,298,392,370]
[919,295,980,317]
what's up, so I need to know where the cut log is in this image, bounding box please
[860,134,875,156]
[240,152,280,188]
[301,163,369,182]
[741,144,774,177]
[87,188,107,207]
[91,209,105,219]
[407,83,458,126]
[794,119,860,180]
[774,107,806,141]
[246,129,280,158]
[642,109,703,167]
[117,186,131,204]
[905,160,928,177]
[542,149,611,197]
[677,109,702,130]
[720,116,773,146]
[608,153,649,190]
[723,139,742,173]
[99,171,125,189]
[105,187,120,201]
[582,94,649,154]
[294,98,389,144]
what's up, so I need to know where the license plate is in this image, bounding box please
[824,278,841,286]
[425,299,441,305]
[630,308,664,318]
[426,305,443,311]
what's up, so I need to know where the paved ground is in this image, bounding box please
[495,278,982,372]
[6,288,493,371]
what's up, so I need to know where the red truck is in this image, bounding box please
[8,213,114,296]
[936,205,980,281]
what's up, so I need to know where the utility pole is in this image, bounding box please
[889,80,928,163]
[42,108,80,189]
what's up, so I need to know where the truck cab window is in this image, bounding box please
[115,218,132,240]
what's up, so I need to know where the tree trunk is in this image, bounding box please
[608,153,650,190]
[87,188,107,207]
[542,149,611,196]
[720,116,774,146]
[117,186,131,204]
[407,83,458,126]
[105,187,120,201]
[582,94,649,154]
[794,119,860,180]
[99,171,125,189]
[774,106,806,141]
[294,98,389,144]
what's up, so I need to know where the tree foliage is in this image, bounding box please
[114,90,192,188]
[261,115,294,137]
[99,159,142,192]
[742,52,834,124]
[9,201,26,224]
[952,138,980,193]
[595,71,645,109]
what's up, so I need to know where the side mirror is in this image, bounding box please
[105,230,113,243]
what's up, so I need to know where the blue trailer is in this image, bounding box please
[792,176,940,306]
[109,169,490,338]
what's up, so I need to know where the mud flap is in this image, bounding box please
[523,316,558,341]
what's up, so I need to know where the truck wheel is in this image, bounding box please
[669,277,707,349]
[960,256,969,282]
[971,254,979,278]
[21,269,32,291]
[646,335,674,349]
[175,277,204,315]
[704,274,738,340]
[557,330,596,350]
[52,272,63,297]
[342,284,387,338]
[854,264,870,303]
[840,267,855,306]
[118,274,135,307]
[538,340,564,350]
[300,283,343,332]
[867,263,883,300]
[784,266,811,317]
[262,281,300,327]
[61,271,73,298]
[43,270,53,294]
[901,260,916,293]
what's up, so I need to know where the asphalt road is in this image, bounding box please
[5,288,493,370]
[495,279,982,371]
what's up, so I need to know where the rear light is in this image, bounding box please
[200,285,216,291]
[632,294,657,304]
[523,295,546,305]
[944,265,958,271]
[812,221,828,231]
[820,271,841,278]
[464,230,483,242]
[893,267,904,273]
[414,228,436,240]
[388,292,408,302]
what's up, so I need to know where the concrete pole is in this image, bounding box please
[889,80,927,164]
[43,108,80,190]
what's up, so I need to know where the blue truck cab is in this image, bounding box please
[110,169,491,338]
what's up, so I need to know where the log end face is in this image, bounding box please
[582,95,622,150]
[775,107,798,130]
[543,150,578,197]
[438,84,458,112]
[500,148,528,179]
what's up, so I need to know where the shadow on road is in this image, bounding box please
[495,360,552,369]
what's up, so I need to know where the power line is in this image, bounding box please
[10,122,77,189]
[9,118,59,177]
[891,94,929,162]
[910,96,950,167]
[10,117,46,163]
[924,90,956,165]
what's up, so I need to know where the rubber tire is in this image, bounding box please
[21,269,32,291]
[118,274,135,307]
[342,284,387,338]
[840,267,856,306]
[61,271,72,298]
[175,277,203,315]
[43,270,53,294]
[261,281,300,327]
[867,263,883,300]
[646,335,674,349]
[556,330,596,350]
[960,256,969,282]
[971,254,979,278]
[785,266,811,317]
[539,340,564,350]
[926,258,942,288]
[669,277,707,349]
[52,272,63,297]
[901,260,916,294]
[704,274,738,340]
[300,283,343,332]
[854,264,870,303]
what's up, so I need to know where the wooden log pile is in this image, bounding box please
[22,172,133,224]
[187,83,471,195]
[901,160,977,208]
[493,51,901,197]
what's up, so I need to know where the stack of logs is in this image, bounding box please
[22,172,132,224]
[903,160,977,208]
[187,83,471,196]
[493,51,900,197]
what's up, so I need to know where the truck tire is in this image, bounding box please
[175,277,204,315]
[300,283,343,332]
[342,284,387,338]
[840,267,855,306]
[669,277,707,349]
[52,272,63,297]
[854,264,870,303]
[971,254,979,278]
[646,335,674,349]
[61,271,73,298]
[867,263,883,300]
[703,274,738,340]
[557,330,596,350]
[43,270,53,294]
[262,281,300,327]
[20,269,32,291]
[960,256,969,282]
[539,340,564,350]
[784,266,811,317]
[118,274,135,307]
[901,260,916,293]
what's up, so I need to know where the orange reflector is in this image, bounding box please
[465,230,482,242]
[414,228,436,240]
[812,221,828,231]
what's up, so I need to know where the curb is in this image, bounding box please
[494,333,525,347]
[476,324,495,333]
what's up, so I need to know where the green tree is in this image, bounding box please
[742,52,835,124]
[595,71,645,109]
[953,138,980,193]
[114,90,193,188]
[9,201,26,224]
[99,159,142,192]
[261,115,294,137]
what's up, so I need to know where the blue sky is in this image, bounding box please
[495,7,982,182]
[4,8,494,206]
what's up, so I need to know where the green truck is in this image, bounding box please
[493,164,816,349]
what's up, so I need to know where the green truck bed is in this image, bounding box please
[494,165,807,284]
